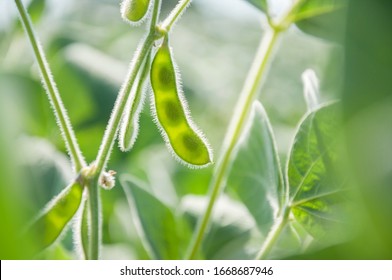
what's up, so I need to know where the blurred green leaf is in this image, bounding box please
[288,103,348,239]
[0,73,52,137]
[341,0,392,259]
[243,0,268,13]
[0,93,36,259]
[293,0,348,42]
[29,180,84,254]
[52,55,96,126]
[180,195,255,259]
[18,136,74,211]
[28,0,46,23]
[121,175,189,259]
[226,101,283,234]
[37,243,74,260]
[270,219,312,259]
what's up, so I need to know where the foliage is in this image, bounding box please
[1,0,391,260]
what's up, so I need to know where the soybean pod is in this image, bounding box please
[119,52,151,152]
[121,0,151,24]
[150,37,212,168]
[28,181,84,253]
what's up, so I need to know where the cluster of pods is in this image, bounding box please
[119,0,213,168]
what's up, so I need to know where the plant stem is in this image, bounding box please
[94,36,154,174]
[160,0,192,31]
[14,0,86,172]
[186,27,281,260]
[256,207,290,259]
[94,0,161,176]
[86,0,162,260]
[87,180,100,260]
[185,0,308,260]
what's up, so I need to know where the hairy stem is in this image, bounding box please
[87,0,161,260]
[94,0,161,176]
[186,27,281,260]
[160,0,192,32]
[186,0,308,260]
[14,0,86,171]
[256,207,290,259]
[94,36,154,174]
[87,180,100,260]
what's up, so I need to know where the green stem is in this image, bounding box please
[94,0,161,175]
[160,0,192,32]
[185,0,308,260]
[256,207,290,260]
[186,27,281,260]
[87,0,162,260]
[87,180,100,260]
[94,36,154,173]
[14,0,86,172]
[119,50,152,151]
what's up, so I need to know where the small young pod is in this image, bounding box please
[121,0,151,24]
[119,54,151,152]
[150,38,212,168]
[28,181,84,253]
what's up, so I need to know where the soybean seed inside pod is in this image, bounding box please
[150,38,212,168]
[121,0,151,23]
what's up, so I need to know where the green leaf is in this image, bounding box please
[18,136,74,210]
[180,195,256,259]
[121,175,189,259]
[293,0,348,42]
[243,0,268,13]
[29,180,84,253]
[288,103,348,239]
[226,101,284,235]
[28,0,46,23]
[37,243,74,260]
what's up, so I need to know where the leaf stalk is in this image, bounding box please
[14,0,86,171]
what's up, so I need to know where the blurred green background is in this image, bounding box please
[0,0,391,259]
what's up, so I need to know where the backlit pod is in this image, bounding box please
[119,53,151,152]
[29,181,84,252]
[150,37,212,168]
[121,0,151,24]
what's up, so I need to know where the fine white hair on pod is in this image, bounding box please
[149,39,213,168]
[120,0,153,27]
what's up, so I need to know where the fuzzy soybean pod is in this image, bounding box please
[29,181,84,253]
[118,53,151,152]
[150,38,212,167]
[121,0,151,24]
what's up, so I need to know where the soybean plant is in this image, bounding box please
[12,0,350,260]
[14,0,210,259]
[150,36,212,167]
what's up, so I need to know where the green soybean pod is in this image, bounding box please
[29,181,84,253]
[118,53,151,152]
[150,38,213,168]
[121,0,151,24]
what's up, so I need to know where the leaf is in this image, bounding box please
[269,219,312,259]
[29,180,84,253]
[121,175,189,259]
[243,0,268,13]
[37,243,74,260]
[18,136,74,210]
[28,0,46,23]
[288,103,348,239]
[180,195,256,259]
[226,101,283,235]
[293,0,348,42]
